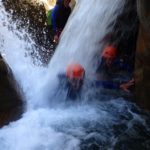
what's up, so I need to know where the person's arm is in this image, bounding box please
[120,78,134,92]
[94,80,120,89]
[93,79,134,92]
[52,5,63,43]
[51,5,60,34]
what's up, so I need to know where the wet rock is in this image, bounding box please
[113,123,127,136]
[114,138,148,150]
[0,54,23,127]
[135,0,150,110]
[113,118,150,149]
[81,133,107,150]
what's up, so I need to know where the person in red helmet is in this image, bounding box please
[97,45,117,74]
[66,63,85,99]
[96,45,134,93]
[97,45,133,78]
[57,62,134,100]
[66,63,85,90]
[101,45,117,65]
[58,63,85,99]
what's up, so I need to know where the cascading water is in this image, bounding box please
[0,0,150,150]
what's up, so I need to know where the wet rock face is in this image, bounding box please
[111,0,139,57]
[135,0,150,110]
[0,55,23,127]
[102,0,139,77]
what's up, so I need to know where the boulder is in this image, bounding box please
[0,54,23,127]
[135,0,150,110]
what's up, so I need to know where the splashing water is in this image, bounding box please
[50,0,123,71]
[0,0,150,150]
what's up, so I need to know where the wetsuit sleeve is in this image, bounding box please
[93,80,120,89]
[57,73,67,81]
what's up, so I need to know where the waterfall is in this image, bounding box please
[50,0,124,72]
[35,0,126,107]
[0,0,150,150]
[0,0,125,108]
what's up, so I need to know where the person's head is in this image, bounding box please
[101,45,117,66]
[63,0,71,7]
[66,63,85,90]
[102,45,117,60]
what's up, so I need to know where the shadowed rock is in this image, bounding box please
[135,0,150,110]
[0,54,23,127]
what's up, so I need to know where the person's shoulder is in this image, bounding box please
[57,73,66,79]
[54,4,60,10]
[52,4,61,15]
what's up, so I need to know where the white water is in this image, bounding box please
[0,0,125,109]
[50,0,123,73]
[0,0,149,150]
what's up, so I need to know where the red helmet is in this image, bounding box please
[102,46,117,59]
[66,63,85,79]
